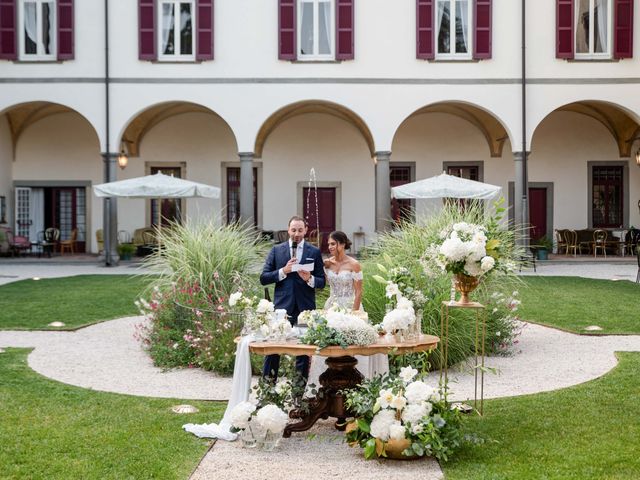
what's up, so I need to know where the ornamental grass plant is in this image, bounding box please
[138,220,269,375]
[361,200,524,370]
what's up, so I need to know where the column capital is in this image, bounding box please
[239,152,255,162]
[513,151,530,161]
[374,151,392,161]
[100,152,119,160]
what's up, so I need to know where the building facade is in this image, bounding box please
[1,0,639,256]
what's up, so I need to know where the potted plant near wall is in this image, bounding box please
[117,243,137,261]
[533,236,553,261]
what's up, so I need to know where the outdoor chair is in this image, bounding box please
[118,230,131,244]
[60,228,78,255]
[275,230,289,243]
[6,230,31,256]
[592,230,607,258]
[566,229,580,256]
[96,229,104,254]
[555,229,568,255]
[306,229,321,247]
[44,228,60,255]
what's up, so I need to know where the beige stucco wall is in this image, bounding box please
[261,113,375,236]
[530,111,639,230]
[115,112,237,238]
[0,116,13,228]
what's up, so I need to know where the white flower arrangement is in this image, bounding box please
[229,290,277,336]
[230,401,257,430]
[345,366,464,460]
[300,307,379,349]
[427,221,500,278]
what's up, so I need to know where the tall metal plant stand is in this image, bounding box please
[440,300,487,415]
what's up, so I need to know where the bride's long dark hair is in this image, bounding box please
[329,231,352,250]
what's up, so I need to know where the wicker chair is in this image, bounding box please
[592,230,607,258]
[566,229,580,256]
[555,229,568,255]
[59,228,78,255]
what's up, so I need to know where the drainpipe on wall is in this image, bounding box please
[101,0,118,266]
[514,0,529,247]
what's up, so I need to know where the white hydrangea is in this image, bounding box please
[439,236,468,262]
[401,403,428,425]
[255,404,289,433]
[389,422,406,441]
[228,291,243,307]
[399,366,418,383]
[382,308,415,333]
[369,409,396,441]
[405,381,435,404]
[230,401,256,430]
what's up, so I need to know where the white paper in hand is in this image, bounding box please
[291,262,314,272]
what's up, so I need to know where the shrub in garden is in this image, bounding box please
[361,200,524,370]
[137,220,269,375]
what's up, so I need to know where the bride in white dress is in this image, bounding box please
[307,231,389,387]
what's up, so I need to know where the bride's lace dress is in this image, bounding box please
[307,270,389,389]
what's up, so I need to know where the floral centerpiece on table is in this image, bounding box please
[344,366,464,460]
[299,306,379,350]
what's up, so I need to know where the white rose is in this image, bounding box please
[229,292,243,307]
[405,381,434,404]
[399,366,418,383]
[389,422,406,441]
[369,409,396,441]
[480,255,495,273]
[256,299,275,314]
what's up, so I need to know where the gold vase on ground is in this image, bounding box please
[374,438,418,460]
[453,273,480,305]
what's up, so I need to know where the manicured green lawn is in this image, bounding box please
[517,277,640,334]
[0,348,224,480]
[443,352,640,480]
[0,275,151,330]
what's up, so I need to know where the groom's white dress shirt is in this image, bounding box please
[278,239,315,288]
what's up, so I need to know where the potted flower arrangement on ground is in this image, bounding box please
[344,366,464,461]
[230,401,289,450]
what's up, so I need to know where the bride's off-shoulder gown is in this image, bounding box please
[306,269,389,387]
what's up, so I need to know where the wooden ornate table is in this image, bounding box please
[249,334,439,437]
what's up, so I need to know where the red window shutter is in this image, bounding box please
[473,0,491,59]
[57,0,73,60]
[416,0,434,60]
[336,0,354,60]
[556,0,574,59]
[0,0,17,60]
[196,0,214,60]
[614,0,633,58]
[279,0,296,60]
[139,0,156,60]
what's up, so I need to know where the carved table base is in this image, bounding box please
[283,355,364,438]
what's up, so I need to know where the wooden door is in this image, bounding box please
[528,187,547,242]
[50,187,86,252]
[303,187,336,253]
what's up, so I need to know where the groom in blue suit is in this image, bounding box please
[260,215,325,380]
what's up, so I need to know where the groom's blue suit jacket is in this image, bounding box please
[260,241,325,317]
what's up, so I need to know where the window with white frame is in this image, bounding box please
[158,0,195,61]
[436,0,472,59]
[19,0,56,60]
[575,0,612,58]
[298,0,334,60]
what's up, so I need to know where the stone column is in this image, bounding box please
[375,151,392,232]
[101,153,119,265]
[239,152,254,225]
[513,151,529,246]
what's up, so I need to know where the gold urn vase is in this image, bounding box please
[453,273,480,305]
[374,438,418,460]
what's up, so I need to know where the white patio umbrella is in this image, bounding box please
[94,172,220,261]
[391,172,501,200]
[93,172,220,199]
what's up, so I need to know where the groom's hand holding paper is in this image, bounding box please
[291,262,314,272]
